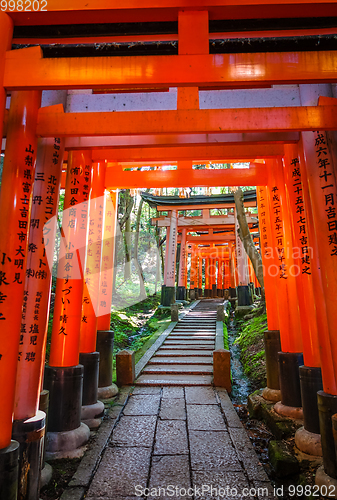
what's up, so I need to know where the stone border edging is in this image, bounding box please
[215,321,224,351]
[59,387,132,500]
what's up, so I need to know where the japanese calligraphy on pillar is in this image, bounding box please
[166,211,177,286]
[0,141,37,328]
[257,187,271,259]
[97,191,118,325]
[290,157,311,275]
[18,138,64,375]
[48,151,92,368]
[271,186,287,279]
[314,132,337,258]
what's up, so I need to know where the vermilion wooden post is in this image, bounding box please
[283,145,321,368]
[96,189,118,331]
[0,13,13,149]
[0,91,41,450]
[198,252,203,297]
[204,257,210,297]
[298,138,336,396]
[216,258,222,296]
[163,209,177,305]
[256,186,279,331]
[266,160,303,353]
[177,228,187,300]
[266,158,304,413]
[44,151,92,456]
[12,136,64,499]
[189,244,197,299]
[161,225,170,304]
[96,189,119,399]
[14,138,65,421]
[299,133,337,386]
[79,161,106,423]
[49,151,92,367]
[299,129,337,477]
[79,161,106,354]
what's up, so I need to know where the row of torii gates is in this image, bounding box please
[1,1,337,498]
[144,191,260,305]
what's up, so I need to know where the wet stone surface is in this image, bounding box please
[85,386,273,499]
[160,398,186,420]
[110,415,157,447]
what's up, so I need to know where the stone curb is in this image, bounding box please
[59,387,132,500]
[215,321,224,351]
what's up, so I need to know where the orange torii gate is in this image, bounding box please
[1,1,337,496]
[145,191,258,303]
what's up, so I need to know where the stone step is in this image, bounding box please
[168,336,215,341]
[143,364,213,374]
[149,356,213,364]
[172,329,215,332]
[165,340,215,345]
[136,373,213,386]
[156,349,214,356]
[160,344,214,350]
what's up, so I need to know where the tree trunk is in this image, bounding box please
[124,216,132,280]
[234,188,265,303]
[120,190,134,281]
[134,195,147,299]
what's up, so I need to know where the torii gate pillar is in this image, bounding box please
[177,228,187,300]
[162,210,178,306]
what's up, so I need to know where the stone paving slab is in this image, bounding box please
[185,386,218,405]
[162,387,185,398]
[131,386,162,395]
[122,395,161,415]
[154,420,189,455]
[160,398,186,420]
[111,415,157,447]
[69,301,274,500]
[189,430,242,472]
[149,455,191,500]
[192,470,254,500]
[217,388,244,428]
[187,404,227,430]
[86,447,151,497]
[86,497,139,500]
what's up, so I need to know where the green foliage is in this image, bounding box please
[111,293,165,354]
[234,311,267,386]
[223,323,229,350]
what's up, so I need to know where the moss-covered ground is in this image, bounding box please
[234,307,267,388]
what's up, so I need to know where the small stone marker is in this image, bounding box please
[216,304,225,322]
[213,349,231,391]
[171,304,179,322]
[116,350,135,386]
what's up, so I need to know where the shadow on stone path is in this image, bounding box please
[85,386,275,500]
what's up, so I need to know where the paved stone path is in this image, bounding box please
[136,301,219,386]
[85,386,274,500]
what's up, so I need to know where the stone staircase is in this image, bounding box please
[136,300,221,386]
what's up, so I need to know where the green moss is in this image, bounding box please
[223,322,229,350]
[234,311,267,386]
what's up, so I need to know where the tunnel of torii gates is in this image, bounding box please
[1,1,337,497]
[142,191,260,305]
